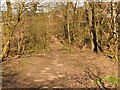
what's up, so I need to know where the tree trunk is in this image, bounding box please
[67,2,72,44]
[0,0,12,60]
[6,1,12,21]
[85,2,98,53]
[91,3,98,53]
[72,2,77,43]
[117,1,120,60]
[111,1,118,60]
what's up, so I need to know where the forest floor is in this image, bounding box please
[2,36,119,89]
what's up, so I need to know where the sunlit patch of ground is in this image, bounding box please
[2,50,118,88]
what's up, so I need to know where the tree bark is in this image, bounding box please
[72,2,77,43]
[67,2,72,44]
[111,1,118,60]
[85,2,98,53]
[91,3,99,53]
[117,1,120,59]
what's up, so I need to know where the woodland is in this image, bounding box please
[0,0,120,89]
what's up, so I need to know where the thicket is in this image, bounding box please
[0,1,119,61]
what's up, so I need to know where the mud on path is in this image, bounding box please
[2,49,118,89]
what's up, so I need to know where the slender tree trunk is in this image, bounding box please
[95,3,103,52]
[67,2,71,44]
[85,2,93,50]
[111,1,118,60]
[117,1,120,60]
[91,3,98,53]
[0,23,2,61]
[6,1,12,21]
[85,2,98,53]
[72,2,77,43]
[17,2,25,55]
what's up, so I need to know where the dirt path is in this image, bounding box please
[2,50,118,88]
[2,36,118,88]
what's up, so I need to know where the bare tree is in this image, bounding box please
[111,1,118,60]
[1,0,26,60]
[67,2,72,44]
[1,0,12,60]
[85,2,98,52]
